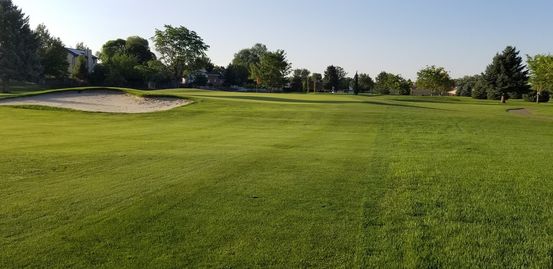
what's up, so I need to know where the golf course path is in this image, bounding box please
[0,90,190,113]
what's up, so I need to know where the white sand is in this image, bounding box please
[0,90,191,113]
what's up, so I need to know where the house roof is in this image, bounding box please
[66,48,98,59]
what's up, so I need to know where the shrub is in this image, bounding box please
[523,91,550,103]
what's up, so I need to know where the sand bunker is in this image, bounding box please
[507,108,531,116]
[0,90,191,113]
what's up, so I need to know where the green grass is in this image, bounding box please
[1,88,553,268]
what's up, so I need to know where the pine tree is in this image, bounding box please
[0,0,41,92]
[483,46,530,103]
[353,72,359,95]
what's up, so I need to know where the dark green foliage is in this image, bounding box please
[75,42,89,51]
[324,65,347,91]
[0,0,41,92]
[35,24,69,80]
[375,72,411,95]
[153,25,210,82]
[290,69,311,92]
[98,36,158,87]
[471,77,489,99]
[99,39,126,63]
[358,73,374,93]
[353,72,359,95]
[125,36,156,64]
[89,64,108,85]
[483,46,530,100]
[72,56,88,81]
[523,91,550,103]
[139,60,172,85]
[228,44,268,87]
[249,50,291,90]
[455,75,480,97]
[416,66,454,96]
[233,43,267,68]
[224,64,249,86]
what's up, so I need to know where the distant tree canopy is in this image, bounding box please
[482,46,530,101]
[100,36,155,65]
[527,54,553,93]
[35,24,69,80]
[310,73,323,92]
[416,66,454,96]
[324,65,347,91]
[233,43,268,69]
[0,0,41,92]
[96,36,160,86]
[455,75,480,97]
[290,69,311,92]
[249,49,291,90]
[153,25,210,83]
[374,72,411,95]
[358,73,374,93]
[223,44,269,87]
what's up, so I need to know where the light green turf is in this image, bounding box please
[1,88,553,268]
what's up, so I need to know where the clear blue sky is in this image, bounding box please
[14,0,553,79]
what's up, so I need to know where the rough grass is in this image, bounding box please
[1,89,553,268]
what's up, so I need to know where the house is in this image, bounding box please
[66,48,97,74]
[182,69,225,86]
[206,72,225,86]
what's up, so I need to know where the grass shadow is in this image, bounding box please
[189,94,445,110]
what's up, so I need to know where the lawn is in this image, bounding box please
[1,89,553,268]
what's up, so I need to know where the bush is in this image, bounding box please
[523,91,550,103]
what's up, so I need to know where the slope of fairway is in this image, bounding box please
[1,89,553,268]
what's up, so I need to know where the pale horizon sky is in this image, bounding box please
[13,0,553,80]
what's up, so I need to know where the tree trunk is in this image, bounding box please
[501,94,506,103]
[537,92,540,104]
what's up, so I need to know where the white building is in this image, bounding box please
[66,48,97,74]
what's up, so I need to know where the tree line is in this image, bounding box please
[1,0,552,103]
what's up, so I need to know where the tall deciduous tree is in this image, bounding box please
[35,24,69,80]
[527,54,553,93]
[233,43,268,68]
[324,65,347,91]
[249,50,291,90]
[483,46,530,102]
[358,73,374,93]
[125,36,155,64]
[416,66,454,96]
[153,25,209,83]
[0,0,41,92]
[375,72,411,95]
[290,69,311,92]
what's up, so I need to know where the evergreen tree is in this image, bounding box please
[358,73,374,93]
[249,50,291,91]
[0,0,41,92]
[353,72,359,95]
[36,24,69,80]
[323,65,346,91]
[483,46,530,102]
[72,55,89,81]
